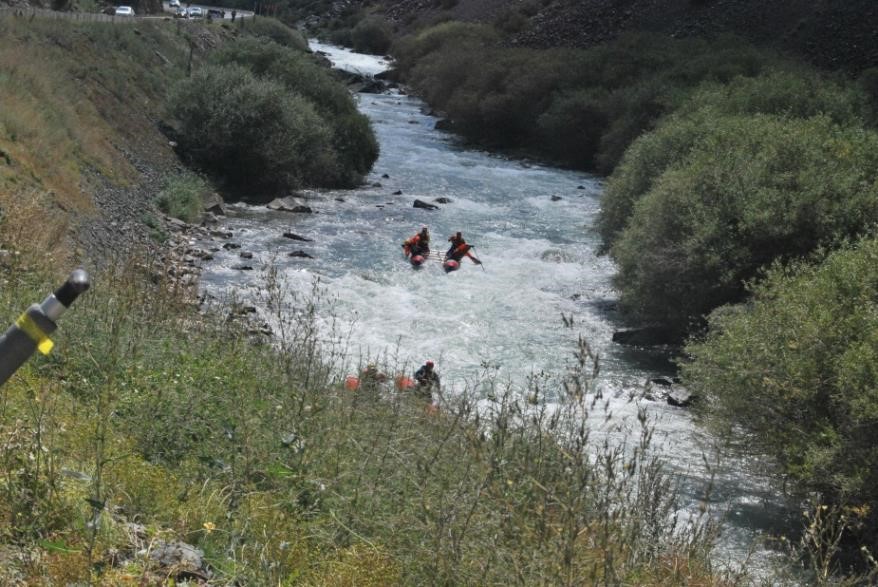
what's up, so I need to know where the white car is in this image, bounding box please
[169,0,180,7]
[187,6,202,17]
[114,5,135,16]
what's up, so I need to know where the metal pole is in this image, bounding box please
[0,269,90,387]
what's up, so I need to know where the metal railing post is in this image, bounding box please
[0,269,90,387]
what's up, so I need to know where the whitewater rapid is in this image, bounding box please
[196,41,794,574]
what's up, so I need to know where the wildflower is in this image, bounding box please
[203,521,216,533]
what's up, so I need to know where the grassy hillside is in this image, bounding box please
[0,16,207,265]
[0,15,377,267]
[0,261,729,584]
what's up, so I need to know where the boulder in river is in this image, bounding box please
[666,388,696,408]
[289,250,313,259]
[283,232,313,242]
[413,199,439,210]
[612,327,676,346]
[266,197,313,213]
[222,242,241,250]
[392,190,403,195]
[203,192,226,216]
[435,197,452,204]
[551,195,562,201]
[434,119,454,131]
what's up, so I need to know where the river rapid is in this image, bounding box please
[197,41,794,575]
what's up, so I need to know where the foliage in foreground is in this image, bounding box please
[683,236,878,554]
[0,261,719,585]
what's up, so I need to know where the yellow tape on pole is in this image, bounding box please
[15,313,54,355]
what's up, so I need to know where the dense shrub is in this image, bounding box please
[394,28,777,172]
[170,38,378,193]
[211,38,378,184]
[350,16,393,55]
[600,70,873,252]
[168,64,337,194]
[683,236,878,544]
[608,115,878,334]
[245,17,309,51]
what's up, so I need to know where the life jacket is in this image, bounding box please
[450,243,471,261]
[408,234,429,255]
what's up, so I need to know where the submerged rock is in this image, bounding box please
[435,119,454,131]
[667,388,696,408]
[283,232,313,242]
[266,197,312,213]
[413,199,439,210]
[612,327,676,346]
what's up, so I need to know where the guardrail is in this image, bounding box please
[0,6,141,22]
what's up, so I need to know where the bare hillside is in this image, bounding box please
[378,0,877,74]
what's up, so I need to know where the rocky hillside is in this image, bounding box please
[377,0,877,75]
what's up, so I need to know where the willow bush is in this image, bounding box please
[598,68,872,252]
[211,38,379,185]
[393,28,778,172]
[169,37,378,195]
[683,236,878,553]
[608,114,878,335]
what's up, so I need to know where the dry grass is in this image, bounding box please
[0,17,219,264]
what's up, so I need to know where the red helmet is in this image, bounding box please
[426,360,434,368]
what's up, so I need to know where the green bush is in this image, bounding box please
[245,17,309,51]
[169,37,379,193]
[609,115,878,334]
[155,172,207,223]
[211,38,379,186]
[598,111,714,251]
[350,17,393,55]
[168,64,337,194]
[599,70,873,252]
[395,28,778,173]
[683,235,878,543]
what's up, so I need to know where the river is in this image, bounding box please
[197,40,794,576]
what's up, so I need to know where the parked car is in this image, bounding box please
[114,5,135,16]
[173,6,187,17]
[207,8,224,18]
[169,0,180,6]
[187,6,202,17]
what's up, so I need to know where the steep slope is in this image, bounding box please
[378,0,877,74]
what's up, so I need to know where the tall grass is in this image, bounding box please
[0,258,725,584]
